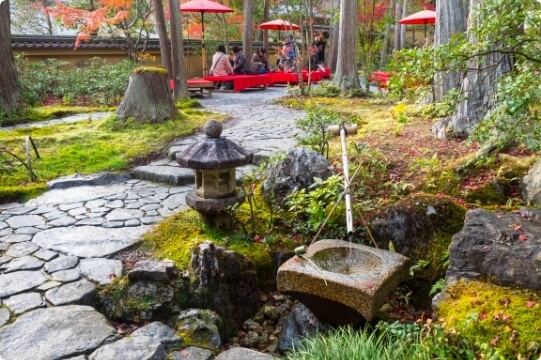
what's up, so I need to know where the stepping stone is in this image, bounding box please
[45,278,96,306]
[0,234,32,244]
[132,165,194,185]
[105,208,144,222]
[131,322,182,351]
[0,305,120,359]
[0,270,49,298]
[5,242,39,257]
[51,269,81,283]
[89,336,167,360]
[5,215,45,229]
[44,255,79,273]
[4,292,46,315]
[32,225,150,258]
[3,255,44,273]
[33,248,59,262]
[79,258,122,285]
[0,308,10,327]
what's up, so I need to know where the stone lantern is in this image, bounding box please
[176,120,253,229]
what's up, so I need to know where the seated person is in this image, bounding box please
[232,45,249,75]
[251,48,270,73]
[209,44,234,90]
[279,35,297,73]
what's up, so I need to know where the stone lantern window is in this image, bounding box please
[176,120,253,228]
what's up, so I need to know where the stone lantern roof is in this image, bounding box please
[176,120,253,170]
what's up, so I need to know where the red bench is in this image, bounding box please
[203,74,272,92]
[270,70,326,85]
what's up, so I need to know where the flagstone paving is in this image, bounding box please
[0,86,305,359]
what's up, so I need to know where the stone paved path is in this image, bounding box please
[0,87,304,359]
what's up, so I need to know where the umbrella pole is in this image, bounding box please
[201,12,207,77]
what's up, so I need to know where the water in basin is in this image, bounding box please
[311,247,382,275]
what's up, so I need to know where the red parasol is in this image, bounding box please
[398,9,436,38]
[180,0,234,76]
[259,19,300,42]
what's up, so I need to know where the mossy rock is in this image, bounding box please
[98,275,189,322]
[369,193,467,281]
[436,280,541,358]
[133,66,168,75]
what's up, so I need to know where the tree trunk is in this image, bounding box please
[334,0,360,92]
[394,0,402,50]
[168,0,189,99]
[153,0,172,79]
[379,0,394,69]
[0,0,21,113]
[432,0,513,139]
[434,0,468,102]
[328,0,340,72]
[242,0,253,62]
[117,70,178,123]
[263,0,269,50]
[400,0,407,48]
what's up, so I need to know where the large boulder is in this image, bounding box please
[189,241,260,335]
[521,157,541,205]
[369,194,467,281]
[99,259,190,322]
[446,207,541,290]
[262,147,334,208]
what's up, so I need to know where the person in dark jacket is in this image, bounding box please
[232,45,249,75]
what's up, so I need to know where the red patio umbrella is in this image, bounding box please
[259,19,301,42]
[180,0,234,76]
[398,9,436,38]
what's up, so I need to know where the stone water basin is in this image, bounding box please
[276,239,410,326]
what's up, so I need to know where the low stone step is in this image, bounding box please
[131,166,194,185]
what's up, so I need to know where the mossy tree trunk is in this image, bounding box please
[117,69,178,123]
[334,0,360,92]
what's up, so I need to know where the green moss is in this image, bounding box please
[133,66,168,75]
[0,112,212,203]
[388,194,467,281]
[437,280,541,358]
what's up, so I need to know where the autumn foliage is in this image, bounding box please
[49,0,131,47]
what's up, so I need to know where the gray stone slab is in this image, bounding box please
[0,305,120,359]
[58,202,84,211]
[215,348,275,360]
[46,172,130,190]
[0,203,23,210]
[49,216,77,227]
[0,234,33,243]
[105,200,124,209]
[68,207,88,217]
[131,322,182,351]
[76,218,105,226]
[124,219,141,227]
[0,270,49,298]
[15,226,41,235]
[3,206,36,215]
[4,292,46,315]
[105,192,128,201]
[0,256,12,266]
[102,221,125,228]
[79,258,122,285]
[51,269,81,283]
[145,210,159,216]
[140,216,163,225]
[85,199,107,209]
[32,225,150,258]
[89,335,167,360]
[132,165,194,186]
[28,206,58,215]
[36,280,62,291]
[42,210,67,220]
[140,203,162,212]
[0,243,9,251]
[5,242,39,257]
[33,248,59,262]
[163,192,189,210]
[5,215,45,229]
[0,228,13,236]
[105,208,144,222]
[0,221,7,230]
[45,278,96,306]
[27,184,129,206]
[44,255,79,273]
[169,347,214,360]
[3,255,44,273]
[0,308,10,327]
